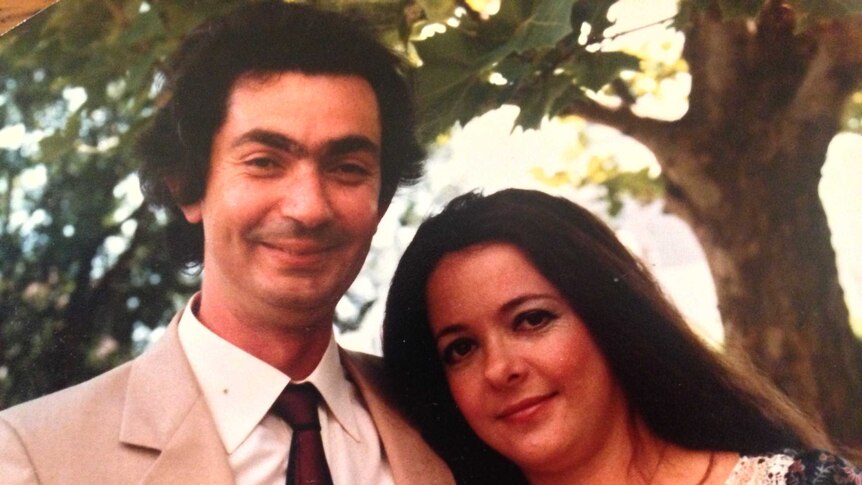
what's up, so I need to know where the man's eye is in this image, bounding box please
[337,163,369,174]
[441,339,475,365]
[515,309,556,330]
[247,157,276,169]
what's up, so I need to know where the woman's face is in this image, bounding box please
[426,243,629,478]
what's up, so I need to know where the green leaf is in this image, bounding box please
[564,51,641,92]
[507,0,579,53]
[569,0,615,37]
[414,0,585,138]
[120,8,166,49]
[549,85,588,117]
[414,27,503,139]
[514,74,573,130]
[493,56,534,83]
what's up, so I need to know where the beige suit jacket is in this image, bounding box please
[0,314,454,485]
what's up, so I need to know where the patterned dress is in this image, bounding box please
[726,449,862,485]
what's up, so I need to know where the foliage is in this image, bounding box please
[0,0,248,407]
[410,0,862,205]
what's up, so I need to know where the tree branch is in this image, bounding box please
[558,97,676,156]
[780,15,862,171]
[682,6,752,126]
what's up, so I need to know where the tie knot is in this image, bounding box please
[275,383,322,431]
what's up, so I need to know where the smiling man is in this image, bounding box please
[0,2,454,484]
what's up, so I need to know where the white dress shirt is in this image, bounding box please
[177,296,395,485]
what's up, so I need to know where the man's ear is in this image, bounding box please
[166,176,203,224]
[179,202,203,224]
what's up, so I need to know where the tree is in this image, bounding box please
[409,0,862,445]
[0,0,249,407]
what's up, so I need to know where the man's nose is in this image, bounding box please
[279,163,334,229]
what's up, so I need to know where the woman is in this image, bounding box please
[382,189,859,484]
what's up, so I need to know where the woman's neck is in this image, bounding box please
[525,417,737,485]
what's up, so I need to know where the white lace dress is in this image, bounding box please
[723,450,862,485]
[725,454,795,485]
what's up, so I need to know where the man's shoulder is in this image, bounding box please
[339,347,391,390]
[340,347,383,370]
[0,359,134,435]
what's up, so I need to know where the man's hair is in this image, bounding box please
[382,188,827,484]
[136,0,424,266]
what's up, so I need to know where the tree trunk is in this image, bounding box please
[661,128,862,446]
[564,1,862,446]
[644,3,862,445]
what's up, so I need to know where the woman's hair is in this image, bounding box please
[382,188,826,483]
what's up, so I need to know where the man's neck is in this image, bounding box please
[193,291,335,380]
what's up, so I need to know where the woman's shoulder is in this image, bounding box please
[726,449,862,485]
[783,449,862,484]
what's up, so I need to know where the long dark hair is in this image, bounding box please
[382,189,825,483]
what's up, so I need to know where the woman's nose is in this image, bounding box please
[483,341,527,388]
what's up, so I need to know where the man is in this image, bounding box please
[0,2,454,484]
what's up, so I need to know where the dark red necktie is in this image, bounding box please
[274,383,334,485]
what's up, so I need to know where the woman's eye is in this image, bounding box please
[515,309,556,329]
[441,338,475,365]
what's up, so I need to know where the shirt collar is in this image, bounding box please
[300,336,362,442]
[177,294,362,453]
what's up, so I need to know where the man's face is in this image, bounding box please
[181,73,383,323]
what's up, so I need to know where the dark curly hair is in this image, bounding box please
[136,0,424,266]
[382,188,827,484]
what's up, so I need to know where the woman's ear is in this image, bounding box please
[166,176,202,224]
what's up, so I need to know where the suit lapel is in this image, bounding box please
[140,397,234,484]
[340,349,455,485]
[120,314,234,484]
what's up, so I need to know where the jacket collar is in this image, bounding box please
[119,312,234,484]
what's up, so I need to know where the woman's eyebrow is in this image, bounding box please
[434,323,467,342]
[499,293,554,315]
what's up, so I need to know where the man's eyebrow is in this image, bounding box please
[323,136,380,158]
[231,130,379,159]
[232,129,304,156]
